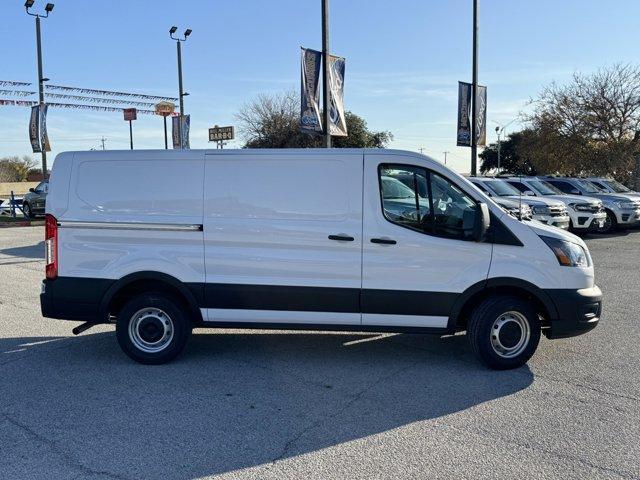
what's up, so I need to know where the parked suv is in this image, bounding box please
[504,177,606,233]
[542,177,640,232]
[469,177,570,229]
[586,177,640,198]
[22,179,48,218]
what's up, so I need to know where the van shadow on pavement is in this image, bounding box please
[0,240,44,260]
[0,330,533,479]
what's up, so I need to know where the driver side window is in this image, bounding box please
[379,164,477,241]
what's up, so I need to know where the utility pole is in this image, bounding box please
[495,126,501,172]
[470,0,479,176]
[170,26,191,148]
[25,1,54,179]
[321,0,331,148]
[443,151,450,165]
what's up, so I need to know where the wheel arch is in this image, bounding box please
[99,271,204,325]
[449,277,558,331]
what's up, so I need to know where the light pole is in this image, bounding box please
[25,0,54,179]
[493,119,515,172]
[443,151,450,165]
[321,0,331,148]
[169,26,191,148]
[470,0,479,176]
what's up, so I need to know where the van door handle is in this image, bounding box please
[328,234,355,242]
[370,237,397,245]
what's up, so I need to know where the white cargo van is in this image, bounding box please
[41,149,602,369]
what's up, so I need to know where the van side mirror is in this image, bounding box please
[474,203,490,242]
[524,190,535,196]
[29,188,35,193]
[571,189,580,195]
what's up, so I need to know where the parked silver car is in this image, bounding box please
[504,177,606,233]
[469,177,570,229]
[541,177,640,232]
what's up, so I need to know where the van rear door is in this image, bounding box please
[202,152,363,325]
[362,153,492,329]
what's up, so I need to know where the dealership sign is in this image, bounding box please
[208,125,234,142]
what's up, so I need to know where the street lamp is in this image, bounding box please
[25,0,54,178]
[493,119,516,172]
[169,26,191,148]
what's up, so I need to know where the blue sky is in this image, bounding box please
[1,0,640,173]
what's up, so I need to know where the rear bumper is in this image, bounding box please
[40,277,113,322]
[543,286,602,339]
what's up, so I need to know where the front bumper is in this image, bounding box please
[534,214,570,230]
[570,211,606,230]
[543,285,602,339]
[615,208,640,225]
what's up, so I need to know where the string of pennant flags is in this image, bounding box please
[0,89,37,97]
[45,84,178,102]
[1,80,186,152]
[45,92,157,108]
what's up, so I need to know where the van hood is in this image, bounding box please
[504,195,563,207]
[527,218,587,247]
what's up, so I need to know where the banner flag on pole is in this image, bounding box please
[181,115,190,149]
[457,81,487,147]
[172,115,180,149]
[475,85,487,147]
[300,47,322,134]
[456,81,472,147]
[172,114,190,149]
[328,54,347,137]
[29,105,41,153]
[40,103,51,152]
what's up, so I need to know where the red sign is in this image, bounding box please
[123,108,137,121]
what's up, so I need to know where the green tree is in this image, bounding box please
[236,90,392,149]
[479,131,538,175]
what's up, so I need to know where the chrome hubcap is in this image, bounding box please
[490,311,530,358]
[128,307,174,353]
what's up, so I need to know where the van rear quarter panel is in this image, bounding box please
[57,151,205,283]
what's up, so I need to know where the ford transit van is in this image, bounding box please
[40,149,602,369]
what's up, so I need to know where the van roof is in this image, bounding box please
[58,148,432,158]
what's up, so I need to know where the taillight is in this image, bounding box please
[45,214,58,279]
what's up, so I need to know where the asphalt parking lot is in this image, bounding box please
[0,226,638,480]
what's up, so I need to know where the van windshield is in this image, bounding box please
[483,180,521,197]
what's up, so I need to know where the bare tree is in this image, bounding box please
[525,64,640,183]
[0,156,38,182]
[235,90,392,149]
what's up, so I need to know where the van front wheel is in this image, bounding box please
[467,295,541,370]
[116,293,191,364]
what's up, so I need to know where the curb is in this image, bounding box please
[0,220,45,228]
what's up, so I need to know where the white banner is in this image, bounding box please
[328,55,347,137]
[300,47,322,134]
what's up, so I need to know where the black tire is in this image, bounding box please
[467,295,541,370]
[23,202,33,219]
[116,293,191,364]
[599,209,617,233]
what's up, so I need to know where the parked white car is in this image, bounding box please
[503,177,606,233]
[541,177,640,232]
[469,177,571,230]
[41,149,602,369]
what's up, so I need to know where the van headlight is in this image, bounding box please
[540,235,590,267]
[531,205,550,215]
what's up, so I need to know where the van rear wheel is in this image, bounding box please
[467,295,541,370]
[116,293,191,364]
